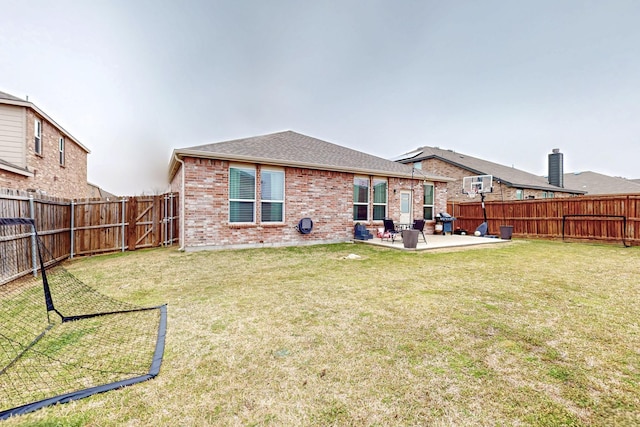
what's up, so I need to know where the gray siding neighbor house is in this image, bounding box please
[0,90,91,198]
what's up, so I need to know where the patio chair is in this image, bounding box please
[412,219,427,244]
[381,218,400,243]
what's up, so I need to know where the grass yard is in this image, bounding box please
[5,240,640,426]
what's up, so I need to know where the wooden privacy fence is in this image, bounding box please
[447,194,640,246]
[0,190,179,262]
[71,194,179,256]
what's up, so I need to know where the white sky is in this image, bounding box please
[1,0,639,195]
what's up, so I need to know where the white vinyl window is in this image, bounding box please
[59,137,65,166]
[261,169,284,222]
[229,166,256,223]
[516,189,524,200]
[423,183,434,220]
[372,178,387,221]
[34,119,42,155]
[353,177,369,221]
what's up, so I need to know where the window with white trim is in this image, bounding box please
[59,137,65,166]
[372,178,387,221]
[34,119,42,155]
[516,189,524,200]
[229,166,256,223]
[353,177,369,221]
[423,183,434,220]
[261,169,284,222]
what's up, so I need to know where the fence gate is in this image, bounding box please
[127,197,158,250]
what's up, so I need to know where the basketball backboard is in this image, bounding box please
[462,175,493,196]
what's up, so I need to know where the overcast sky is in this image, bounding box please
[1,0,639,195]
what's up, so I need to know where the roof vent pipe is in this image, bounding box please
[548,148,564,188]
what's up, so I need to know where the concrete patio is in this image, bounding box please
[353,233,512,251]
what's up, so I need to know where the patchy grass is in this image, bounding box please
[4,240,640,426]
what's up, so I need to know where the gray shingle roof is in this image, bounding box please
[563,171,640,195]
[0,91,24,102]
[172,131,452,181]
[396,146,586,194]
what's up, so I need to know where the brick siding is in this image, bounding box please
[174,157,449,250]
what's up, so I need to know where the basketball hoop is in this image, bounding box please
[462,174,492,226]
[462,175,493,196]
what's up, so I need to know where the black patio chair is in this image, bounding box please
[412,219,427,244]
[381,218,400,243]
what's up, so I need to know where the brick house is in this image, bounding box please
[0,91,91,199]
[169,131,453,251]
[395,146,585,203]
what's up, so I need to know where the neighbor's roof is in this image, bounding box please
[0,91,23,102]
[0,90,90,154]
[170,131,453,181]
[395,146,586,194]
[563,171,640,195]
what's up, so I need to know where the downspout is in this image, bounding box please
[174,154,186,251]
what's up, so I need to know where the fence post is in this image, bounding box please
[29,195,37,276]
[122,198,127,252]
[170,193,175,245]
[70,200,75,259]
[153,195,161,247]
[163,194,168,246]
[127,197,137,251]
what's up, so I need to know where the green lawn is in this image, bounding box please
[5,240,640,426]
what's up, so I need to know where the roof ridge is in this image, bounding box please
[172,131,454,182]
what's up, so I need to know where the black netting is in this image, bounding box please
[0,218,166,420]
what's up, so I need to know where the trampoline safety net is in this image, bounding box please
[0,218,167,420]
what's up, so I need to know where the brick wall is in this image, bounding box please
[175,157,450,250]
[0,108,88,199]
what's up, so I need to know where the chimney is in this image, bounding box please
[548,148,564,188]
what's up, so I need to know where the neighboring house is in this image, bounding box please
[563,171,640,195]
[0,90,91,199]
[87,182,118,199]
[394,146,585,202]
[169,131,453,251]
